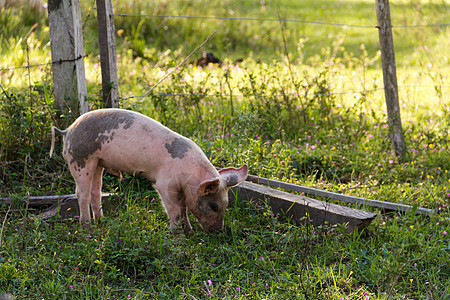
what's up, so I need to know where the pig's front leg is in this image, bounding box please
[155,180,193,234]
[171,205,193,235]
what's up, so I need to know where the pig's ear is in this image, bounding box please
[219,165,248,187]
[197,178,220,196]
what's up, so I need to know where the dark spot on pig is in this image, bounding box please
[141,124,152,133]
[226,174,238,186]
[165,138,192,159]
[66,110,135,169]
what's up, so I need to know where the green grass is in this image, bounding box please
[1,0,449,299]
[1,177,449,299]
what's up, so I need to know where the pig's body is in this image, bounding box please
[50,108,247,233]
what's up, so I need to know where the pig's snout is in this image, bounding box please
[201,220,224,233]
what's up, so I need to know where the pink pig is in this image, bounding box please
[50,108,248,233]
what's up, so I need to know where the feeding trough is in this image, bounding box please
[231,181,377,232]
[245,175,436,215]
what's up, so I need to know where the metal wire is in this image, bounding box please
[119,88,386,102]
[113,13,450,28]
[392,23,450,28]
[0,55,86,72]
[118,84,449,102]
[113,13,377,28]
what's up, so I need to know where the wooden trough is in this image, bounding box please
[1,175,435,232]
[246,175,436,216]
[230,181,376,232]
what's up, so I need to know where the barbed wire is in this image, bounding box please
[113,13,450,28]
[392,23,450,28]
[113,13,376,28]
[119,89,381,102]
[0,55,86,73]
[119,84,449,102]
[119,93,360,103]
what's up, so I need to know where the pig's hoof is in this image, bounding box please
[170,228,184,236]
[184,227,194,236]
[94,217,104,224]
[170,224,193,236]
[170,224,183,236]
[79,222,92,230]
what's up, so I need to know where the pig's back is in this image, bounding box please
[63,108,207,177]
[64,108,168,154]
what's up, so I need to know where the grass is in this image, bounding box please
[1,0,449,299]
[1,177,449,299]
[1,178,448,299]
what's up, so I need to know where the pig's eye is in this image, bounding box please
[209,202,219,212]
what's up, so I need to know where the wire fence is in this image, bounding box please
[118,85,448,102]
[0,55,86,73]
[1,9,449,100]
[113,13,450,28]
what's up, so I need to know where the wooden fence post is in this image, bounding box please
[47,0,89,119]
[96,0,120,108]
[375,0,406,162]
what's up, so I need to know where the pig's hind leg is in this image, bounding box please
[90,165,104,220]
[69,160,99,222]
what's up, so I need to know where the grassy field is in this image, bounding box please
[1,0,449,299]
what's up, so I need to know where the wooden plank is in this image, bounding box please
[247,175,435,216]
[96,0,120,108]
[375,0,406,161]
[230,181,377,232]
[47,0,89,118]
[39,193,114,219]
[38,196,80,219]
[0,193,111,207]
[0,194,78,206]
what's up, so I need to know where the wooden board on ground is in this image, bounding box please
[0,194,87,219]
[230,181,377,232]
[0,193,115,219]
[0,194,79,207]
[38,193,115,219]
[246,175,436,216]
[38,194,80,219]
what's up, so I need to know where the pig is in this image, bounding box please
[50,108,248,233]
